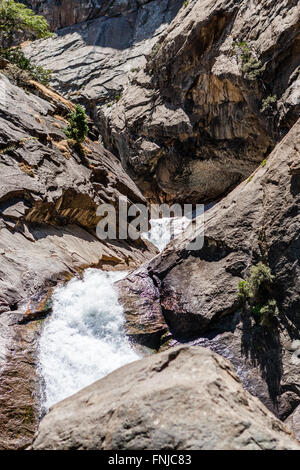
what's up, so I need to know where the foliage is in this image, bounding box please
[232,41,266,81]
[260,94,277,114]
[0,1,52,86]
[0,0,52,48]
[238,262,278,327]
[256,300,279,327]
[64,105,89,144]
[260,159,267,167]
[31,64,52,85]
[1,46,51,85]
[3,62,30,86]
[151,42,160,57]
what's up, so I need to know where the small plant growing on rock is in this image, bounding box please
[64,105,89,145]
[1,47,52,85]
[260,159,267,167]
[260,94,277,114]
[256,299,279,328]
[238,262,278,327]
[232,41,266,81]
[151,43,160,57]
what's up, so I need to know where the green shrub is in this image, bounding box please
[3,62,31,86]
[232,41,266,81]
[260,159,267,167]
[1,46,52,85]
[64,105,89,144]
[257,300,278,327]
[0,2,52,86]
[260,94,277,114]
[0,0,52,48]
[30,64,52,85]
[238,262,278,327]
[242,57,266,81]
[238,280,250,300]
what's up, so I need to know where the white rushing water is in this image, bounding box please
[39,269,139,410]
[142,216,191,252]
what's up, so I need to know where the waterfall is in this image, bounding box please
[38,269,139,410]
[142,216,190,251]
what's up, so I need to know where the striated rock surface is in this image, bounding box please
[24,1,166,31]
[117,118,300,430]
[25,0,300,203]
[0,71,156,449]
[31,346,300,450]
[24,1,182,107]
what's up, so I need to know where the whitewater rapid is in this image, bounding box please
[39,269,139,410]
[142,216,190,251]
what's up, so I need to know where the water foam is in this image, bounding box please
[142,216,191,252]
[39,269,139,410]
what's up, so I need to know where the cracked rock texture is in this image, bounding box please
[31,347,300,450]
[117,118,300,438]
[0,72,156,449]
[25,0,300,203]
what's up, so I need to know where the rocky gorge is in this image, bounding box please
[0,0,299,451]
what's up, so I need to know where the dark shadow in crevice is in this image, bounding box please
[240,310,282,408]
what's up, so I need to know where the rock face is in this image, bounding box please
[24,1,167,31]
[24,0,107,31]
[25,0,300,203]
[24,0,182,106]
[0,71,156,449]
[117,118,300,430]
[286,403,300,441]
[31,346,300,450]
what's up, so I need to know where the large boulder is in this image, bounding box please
[117,118,300,429]
[31,346,300,450]
[0,71,156,449]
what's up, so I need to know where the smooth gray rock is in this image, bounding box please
[24,0,182,103]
